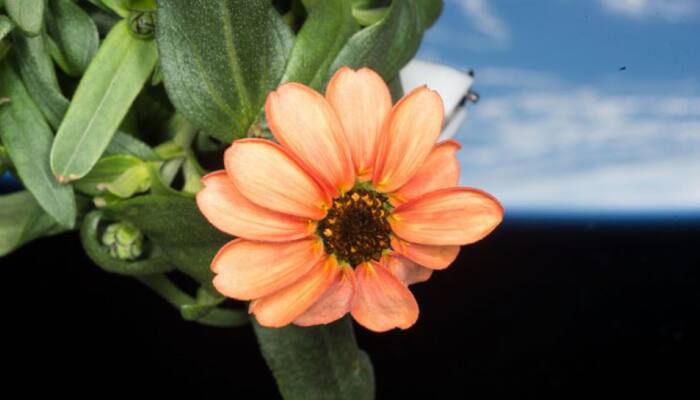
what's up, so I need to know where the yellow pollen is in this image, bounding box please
[323,228,333,237]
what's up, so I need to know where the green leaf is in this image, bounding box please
[330,0,442,82]
[137,274,248,327]
[0,62,77,228]
[11,32,69,129]
[0,191,67,257]
[282,0,358,90]
[73,154,150,198]
[417,0,443,28]
[0,146,9,174]
[0,16,13,41]
[50,20,157,183]
[180,286,225,320]
[254,317,375,400]
[181,155,203,194]
[388,75,404,102]
[87,0,130,18]
[101,162,151,198]
[155,0,294,141]
[45,0,100,77]
[350,0,373,8]
[105,131,160,161]
[0,41,10,61]
[0,13,10,59]
[89,6,121,36]
[82,211,241,327]
[80,210,174,275]
[5,0,44,36]
[351,7,388,27]
[127,0,156,11]
[101,192,230,286]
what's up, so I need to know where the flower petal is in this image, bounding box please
[390,187,503,246]
[266,82,355,195]
[393,140,461,203]
[391,237,460,270]
[294,265,355,327]
[351,261,419,332]
[224,139,329,220]
[326,67,392,178]
[373,86,444,193]
[387,255,433,286]
[196,171,314,241]
[251,256,340,328]
[212,238,324,300]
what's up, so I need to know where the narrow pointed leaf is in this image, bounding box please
[155,0,294,141]
[11,32,69,129]
[282,0,358,90]
[0,191,67,257]
[5,0,44,36]
[50,20,157,182]
[0,62,77,228]
[330,0,442,82]
[46,0,100,77]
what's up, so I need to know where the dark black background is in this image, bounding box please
[3,215,699,398]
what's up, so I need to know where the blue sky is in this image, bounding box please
[417,0,700,212]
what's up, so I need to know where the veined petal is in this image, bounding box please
[390,187,503,246]
[251,256,340,328]
[394,140,461,203]
[387,255,433,286]
[391,237,460,270]
[266,82,355,196]
[212,238,324,301]
[326,67,392,178]
[196,171,314,241]
[224,139,329,220]
[294,265,355,327]
[351,261,419,332]
[373,86,444,193]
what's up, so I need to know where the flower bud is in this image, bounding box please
[101,222,144,261]
[128,11,156,40]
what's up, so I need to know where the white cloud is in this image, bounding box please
[456,86,700,211]
[598,0,699,21]
[448,0,510,47]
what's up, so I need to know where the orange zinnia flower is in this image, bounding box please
[196,67,503,332]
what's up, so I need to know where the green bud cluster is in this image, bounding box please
[101,222,144,261]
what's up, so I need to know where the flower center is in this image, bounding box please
[317,188,393,267]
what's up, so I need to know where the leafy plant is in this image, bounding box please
[0,0,442,398]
